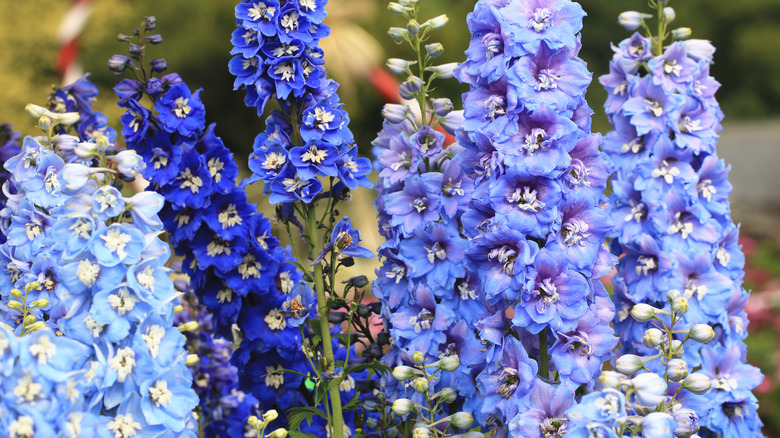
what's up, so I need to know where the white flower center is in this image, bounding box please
[14,375,43,403]
[29,335,56,364]
[426,242,447,264]
[265,364,285,388]
[109,347,136,383]
[409,309,434,333]
[218,204,243,228]
[621,138,643,154]
[76,259,101,286]
[9,416,35,438]
[280,11,300,32]
[136,266,156,291]
[143,325,166,358]
[636,255,657,276]
[217,288,234,303]
[100,227,133,259]
[279,271,295,294]
[173,97,191,118]
[177,168,203,193]
[313,107,335,130]
[94,189,120,214]
[239,253,262,279]
[108,287,138,316]
[107,414,142,438]
[69,218,93,239]
[263,152,287,170]
[663,60,683,77]
[83,315,105,338]
[283,175,308,192]
[650,160,681,184]
[301,145,328,164]
[149,379,173,407]
[274,62,295,81]
[247,2,275,21]
[507,186,543,212]
[207,157,225,182]
[265,308,287,330]
[531,8,553,32]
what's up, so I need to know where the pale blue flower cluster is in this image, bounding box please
[455,0,616,434]
[371,0,486,423]
[600,6,764,436]
[0,78,198,436]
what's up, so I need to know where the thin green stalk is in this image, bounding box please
[539,330,549,379]
[306,205,344,438]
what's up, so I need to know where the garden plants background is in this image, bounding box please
[0,0,777,437]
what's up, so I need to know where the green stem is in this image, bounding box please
[539,330,549,379]
[306,205,344,438]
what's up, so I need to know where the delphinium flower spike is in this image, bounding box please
[371,1,487,433]
[110,17,303,436]
[0,78,199,435]
[230,1,378,436]
[456,0,616,434]
[601,0,764,435]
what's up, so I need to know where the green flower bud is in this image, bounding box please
[671,27,692,40]
[388,27,409,43]
[177,321,199,332]
[7,300,23,311]
[615,354,645,375]
[263,410,279,423]
[665,359,689,382]
[434,387,457,403]
[643,328,664,348]
[387,2,409,15]
[439,355,459,372]
[30,298,49,309]
[10,289,23,299]
[23,314,37,327]
[424,15,449,30]
[672,297,689,315]
[185,354,200,366]
[407,19,420,35]
[425,43,444,58]
[663,7,676,22]
[26,321,46,331]
[413,427,430,438]
[413,377,429,393]
[267,428,288,438]
[412,351,425,364]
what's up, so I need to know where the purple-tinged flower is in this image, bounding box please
[466,227,538,304]
[550,307,618,385]
[154,83,206,137]
[477,336,538,422]
[622,76,685,136]
[390,285,456,357]
[508,380,577,438]
[500,0,585,56]
[384,174,441,237]
[398,222,467,290]
[648,42,699,93]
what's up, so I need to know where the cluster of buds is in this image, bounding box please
[247,410,288,438]
[571,290,716,437]
[2,282,48,335]
[386,352,484,438]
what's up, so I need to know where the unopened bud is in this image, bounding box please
[688,324,716,344]
[38,116,53,131]
[666,289,682,303]
[682,373,711,395]
[23,314,37,326]
[7,300,23,311]
[671,27,692,40]
[387,3,408,15]
[25,282,40,292]
[665,359,689,382]
[670,340,684,358]
[386,58,414,75]
[631,303,657,322]
[596,371,623,390]
[173,305,184,313]
[431,98,453,117]
[435,387,457,403]
[413,377,429,393]
[615,354,645,375]
[412,351,425,364]
[55,112,80,126]
[425,43,444,58]
[399,76,423,100]
[439,355,459,372]
[618,11,652,31]
[406,19,420,35]
[450,412,474,429]
[10,289,23,299]
[267,429,288,438]
[392,398,415,415]
[427,63,457,79]
[392,365,417,381]
[26,321,46,332]
[413,427,430,438]
[382,104,410,124]
[247,416,261,428]
[263,410,279,423]
[672,408,699,437]
[643,328,664,348]
[25,104,48,118]
[424,14,449,30]
[672,297,689,315]
[388,27,409,42]
[178,321,199,332]
[29,299,49,309]
[663,7,676,22]
[185,354,200,366]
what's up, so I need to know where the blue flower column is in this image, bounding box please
[456,0,616,434]
[600,1,765,435]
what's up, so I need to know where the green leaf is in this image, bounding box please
[342,390,362,411]
[304,377,316,391]
[289,432,318,438]
[287,406,327,430]
[347,361,392,376]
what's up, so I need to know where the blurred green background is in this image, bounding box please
[2,0,780,434]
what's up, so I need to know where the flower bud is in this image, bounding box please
[25,103,48,118]
[450,412,474,429]
[23,315,37,326]
[618,11,652,31]
[263,410,279,423]
[75,142,100,160]
[38,115,53,131]
[382,104,410,124]
[267,429,288,438]
[392,365,416,381]
[438,110,464,135]
[425,43,444,58]
[672,408,699,438]
[413,427,430,438]
[458,433,485,438]
[424,15,449,30]
[392,398,415,415]
[247,416,261,428]
[672,297,689,315]
[665,359,689,382]
[682,373,711,395]
[399,76,423,100]
[7,300,24,310]
[439,355,459,372]
[386,58,414,75]
[29,298,49,309]
[431,98,453,117]
[387,3,409,15]
[365,417,379,429]
[434,387,457,403]
[630,303,657,322]
[387,27,409,43]
[643,328,664,348]
[669,27,692,42]
[60,163,94,191]
[413,377,429,393]
[178,321,199,332]
[596,371,623,390]
[113,150,146,178]
[670,340,684,358]
[10,289,23,299]
[185,354,200,366]
[616,354,645,375]
[145,34,164,45]
[150,58,168,73]
[55,112,81,126]
[143,16,157,31]
[406,19,420,35]
[52,134,80,152]
[688,324,715,344]
[666,289,682,303]
[173,305,184,313]
[412,351,426,364]
[26,321,47,331]
[642,412,677,437]
[663,7,676,22]
[128,43,143,58]
[427,63,457,79]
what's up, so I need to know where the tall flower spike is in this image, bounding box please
[457,0,616,433]
[601,1,764,436]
